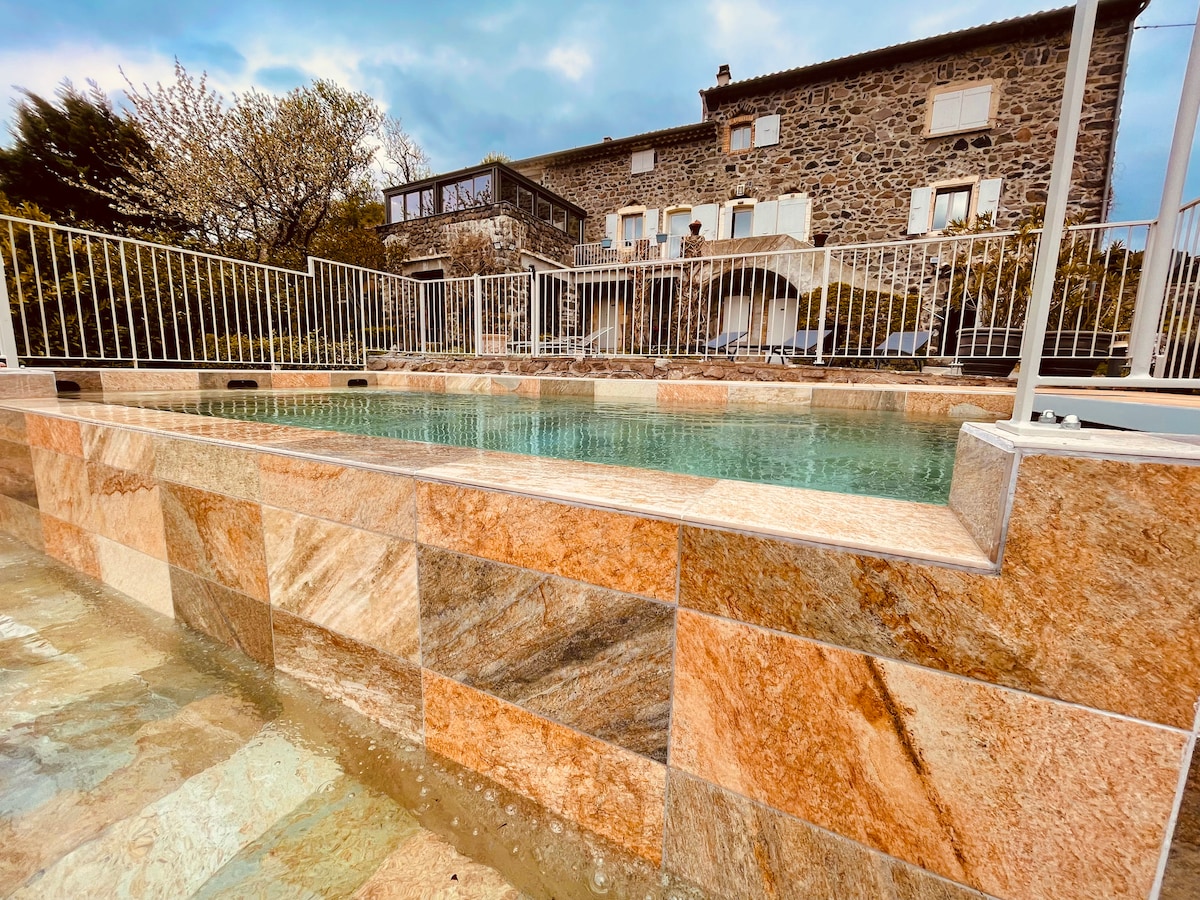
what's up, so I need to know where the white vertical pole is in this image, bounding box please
[0,250,20,367]
[813,246,832,365]
[528,267,541,356]
[1127,7,1200,378]
[1004,0,1099,430]
[472,273,484,356]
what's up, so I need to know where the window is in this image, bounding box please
[908,178,1001,235]
[931,186,972,231]
[622,215,644,243]
[731,206,753,239]
[927,83,995,136]
[730,123,752,151]
[667,209,692,258]
[631,149,655,174]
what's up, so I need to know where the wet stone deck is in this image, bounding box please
[0,533,703,899]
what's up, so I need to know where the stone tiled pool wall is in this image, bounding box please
[0,369,1197,900]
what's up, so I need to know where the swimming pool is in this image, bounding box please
[116,389,982,503]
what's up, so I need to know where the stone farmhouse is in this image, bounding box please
[377,0,1145,356]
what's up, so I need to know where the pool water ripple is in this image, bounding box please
[120,390,981,504]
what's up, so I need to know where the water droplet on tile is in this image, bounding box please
[511,845,520,855]
[419,787,429,797]
[451,817,459,827]
[472,828,479,836]
[550,820,563,834]
[505,803,517,815]
[483,789,496,802]
[416,774,425,782]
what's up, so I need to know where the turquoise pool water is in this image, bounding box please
[122,390,980,503]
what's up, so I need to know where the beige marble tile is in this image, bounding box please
[99,370,201,392]
[593,379,658,402]
[657,381,729,406]
[0,407,28,443]
[670,610,1186,900]
[154,418,311,446]
[155,436,262,500]
[161,482,268,601]
[423,671,666,862]
[0,370,56,398]
[41,514,101,579]
[947,429,1014,561]
[0,438,38,507]
[263,507,419,663]
[682,479,992,568]
[419,546,674,760]
[380,372,448,392]
[272,609,422,743]
[30,447,92,528]
[97,536,173,617]
[88,460,167,559]
[79,423,156,474]
[262,433,475,472]
[417,481,679,601]
[665,770,988,900]
[0,494,44,550]
[271,372,332,388]
[539,377,593,398]
[812,387,906,411]
[904,389,1014,418]
[727,383,814,406]
[417,452,714,518]
[25,414,83,456]
[259,452,415,538]
[170,566,270,659]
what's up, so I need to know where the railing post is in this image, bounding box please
[473,273,484,356]
[1128,7,1200,378]
[359,271,368,369]
[0,249,19,368]
[1003,0,1097,431]
[529,268,541,357]
[418,282,428,354]
[118,243,139,368]
[813,246,832,365]
[263,273,277,371]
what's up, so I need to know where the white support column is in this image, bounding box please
[1127,7,1200,378]
[1002,0,1098,432]
[0,249,21,367]
[813,247,832,365]
[472,273,484,357]
[528,268,541,356]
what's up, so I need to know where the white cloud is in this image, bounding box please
[545,44,592,82]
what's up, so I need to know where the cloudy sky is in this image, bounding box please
[1,0,1196,221]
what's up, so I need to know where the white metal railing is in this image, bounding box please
[2,209,1194,388]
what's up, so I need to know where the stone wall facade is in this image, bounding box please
[379,203,576,274]
[514,5,1138,246]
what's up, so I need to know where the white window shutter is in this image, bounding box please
[976,178,1002,220]
[604,214,618,239]
[930,92,962,134]
[692,203,719,240]
[752,200,778,236]
[753,114,781,147]
[718,206,732,240]
[908,187,933,235]
[960,86,992,129]
[631,149,654,174]
[644,208,660,235]
[776,196,810,241]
